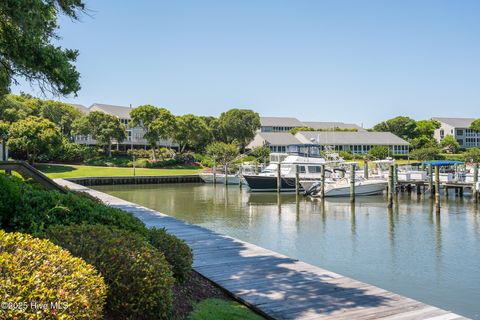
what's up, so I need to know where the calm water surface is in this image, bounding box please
[94,183,480,319]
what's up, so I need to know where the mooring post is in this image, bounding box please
[435,165,440,203]
[295,164,300,195]
[350,163,356,203]
[320,164,325,198]
[428,164,433,198]
[277,162,281,193]
[238,165,243,189]
[224,164,228,185]
[213,160,217,185]
[474,163,479,202]
[393,164,398,195]
[363,160,369,179]
[388,165,394,207]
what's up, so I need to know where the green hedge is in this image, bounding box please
[47,224,174,319]
[148,227,193,282]
[0,230,107,320]
[0,175,146,236]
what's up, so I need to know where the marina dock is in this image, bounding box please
[56,178,468,320]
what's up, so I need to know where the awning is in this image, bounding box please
[421,160,464,166]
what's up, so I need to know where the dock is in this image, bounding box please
[55,178,468,320]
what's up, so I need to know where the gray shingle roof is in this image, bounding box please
[302,121,364,131]
[432,117,476,128]
[260,117,304,127]
[90,103,133,119]
[296,131,409,146]
[70,103,90,114]
[258,132,303,146]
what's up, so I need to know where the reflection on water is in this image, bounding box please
[94,183,480,319]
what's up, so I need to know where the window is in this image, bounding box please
[308,166,321,173]
[298,166,306,173]
[440,129,444,139]
[456,129,464,136]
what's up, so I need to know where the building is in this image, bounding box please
[295,131,409,155]
[246,132,303,152]
[259,117,365,132]
[73,103,174,149]
[433,117,480,149]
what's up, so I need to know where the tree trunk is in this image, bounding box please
[108,141,112,158]
[1,139,6,161]
[152,146,156,161]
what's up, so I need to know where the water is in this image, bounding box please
[94,183,480,319]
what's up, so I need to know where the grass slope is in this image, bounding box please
[36,164,203,179]
[188,299,264,320]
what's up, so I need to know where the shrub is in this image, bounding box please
[148,227,193,282]
[127,148,153,159]
[0,230,107,320]
[409,147,444,161]
[47,224,174,319]
[338,151,353,160]
[368,145,390,160]
[464,148,480,163]
[0,174,147,236]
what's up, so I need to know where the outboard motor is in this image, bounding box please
[304,181,322,196]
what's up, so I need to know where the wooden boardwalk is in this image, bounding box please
[55,179,468,320]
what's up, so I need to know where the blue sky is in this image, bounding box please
[13,0,480,127]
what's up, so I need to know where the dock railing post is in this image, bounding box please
[320,164,325,198]
[388,165,394,207]
[277,162,281,193]
[428,164,433,198]
[350,163,356,203]
[295,164,300,195]
[435,165,440,203]
[474,163,479,202]
[363,160,369,179]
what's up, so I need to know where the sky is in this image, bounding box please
[13,0,480,127]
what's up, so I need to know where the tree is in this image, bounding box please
[73,111,126,157]
[0,0,85,97]
[172,114,209,152]
[440,134,460,154]
[249,146,270,164]
[373,116,417,140]
[410,136,438,150]
[470,119,480,132]
[205,142,239,167]
[367,145,390,159]
[464,148,480,163]
[0,94,41,122]
[200,116,223,143]
[415,119,440,137]
[0,120,9,160]
[130,105,176,160]
[409,147,443,161]
[8,116,61,163]
[40,100,82,136]
[218,109,260,151]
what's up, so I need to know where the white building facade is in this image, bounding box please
[433,117,480,149]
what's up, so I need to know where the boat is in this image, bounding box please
[242,145,335,192]
[301,178,387,197]
[199,172,241,185]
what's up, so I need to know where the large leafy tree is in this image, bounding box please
[73,111,126,157]
[415,120,440,137]
[0,0,85,97]
[173,114,209,152]
[470,119,480,132]
[218,109,260,152]
[464,148,480,163]
[440,134,460,154]
[40,100,82,136]
[373,116,417,140]
[205,142,239,166]
[7,116,61,163]
[130,105,176,160]
[0,94,42,122]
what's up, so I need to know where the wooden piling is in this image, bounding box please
[428,164,433,198]
[213,163,217,185]
[224,164,228,185]
[363,160,369,179]
[393,164,398,194]
[388,165,394,207]
[350,163,356,203]
[277,163,281,193]
[474,163,479,202]
[435,166,440,203]
[295,164,300,195]
[320,164,325,198]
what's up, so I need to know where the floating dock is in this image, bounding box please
[55,178,468,320]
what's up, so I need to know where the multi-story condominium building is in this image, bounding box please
[71,103,175,149]
[433,117,480,149]
[259,117,365,132]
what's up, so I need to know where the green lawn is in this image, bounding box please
[36,164,203,179]
[188,299,264,320]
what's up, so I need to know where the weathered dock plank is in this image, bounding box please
[55,179,469,320]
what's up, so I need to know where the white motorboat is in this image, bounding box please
[199,172,241,185]
[301,178,387,197]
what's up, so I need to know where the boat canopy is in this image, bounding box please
[421,160,464,166]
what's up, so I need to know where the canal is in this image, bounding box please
[94,183,480,319]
